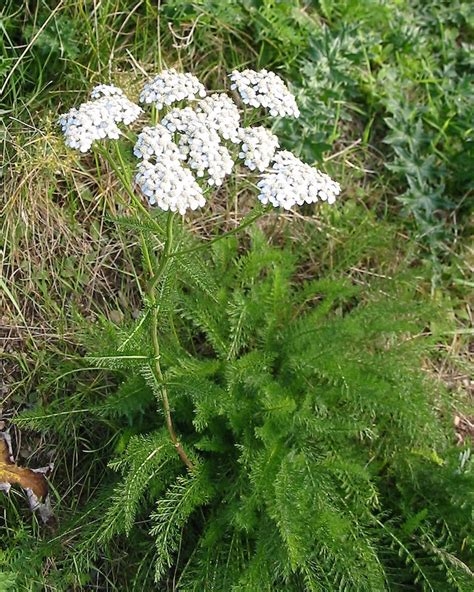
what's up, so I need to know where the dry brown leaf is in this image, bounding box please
[0,431,53,522]
[0,438,48,498]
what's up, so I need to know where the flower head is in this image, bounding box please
[135,159,205,215]
[59,102,120,153]
[139,69,207,109]
[99,94,142,125]
[257,151,341,209]
[133,124,185,161]
[237,126,279,172]
[58,71,341,212]
[195,94,241,142]
[59,88,142,153]
[229,69,300,118]
[90,84,125,99]
[133,124,206,214]
[162,107,234,186]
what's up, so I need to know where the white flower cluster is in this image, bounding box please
[135,160,205,214]
[98,94,142,125]
[133,124,205,214]
[59,70,342,214]
[229,69,300,118]
[162,107,234,186]
[238,126,279,172]
[59,86,142,153]
[195,94,240,142]
[90,84,124,99]
[139,69,207,109]
[257,151,341,209]
[133,124,185,161]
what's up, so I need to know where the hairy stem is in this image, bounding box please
[147,212,195,471]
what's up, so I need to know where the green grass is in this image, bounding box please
[1,0,473,590]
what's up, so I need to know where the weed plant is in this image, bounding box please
[1,1,473,591]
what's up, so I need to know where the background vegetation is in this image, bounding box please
[1,1,473,590]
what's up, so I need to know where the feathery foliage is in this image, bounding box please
[9,222,473,590]
[2,1,472,589]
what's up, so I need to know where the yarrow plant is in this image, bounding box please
[58,68,341,468]
[19,64,468,592]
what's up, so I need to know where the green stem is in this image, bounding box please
[140,232,154,278]
[150,211,175,293]
[147,211,194,471]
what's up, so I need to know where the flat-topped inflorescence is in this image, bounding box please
[238,126,279,172]
[98,94,142,125]
[58,69,340,213]
[139,69,207,109]
[133,124,205,213]
[90,84,125,99]
[257,151,341,210]
[59,89,142,153]
[229,69,300,118]
[161,106,202,133]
